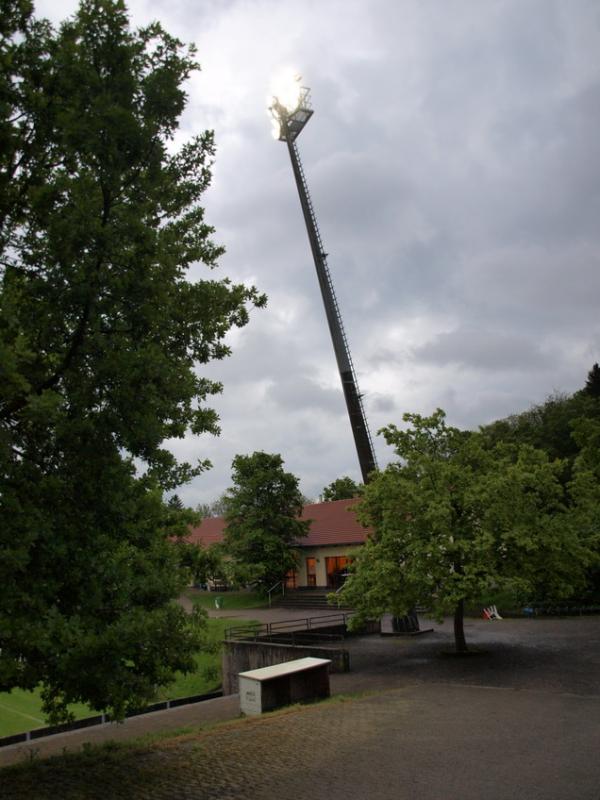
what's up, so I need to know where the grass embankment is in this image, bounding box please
[185,589,268,611]
[0,617,257,738]
[0,694,365,796]
[0,692,368,800]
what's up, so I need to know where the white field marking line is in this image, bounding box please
[0,701,44,724]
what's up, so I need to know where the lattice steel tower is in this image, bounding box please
[270,80,377,483]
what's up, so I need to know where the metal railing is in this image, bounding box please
[267,580,284,607]
[225,612,354,642]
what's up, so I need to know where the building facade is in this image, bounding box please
[187,498,370,589]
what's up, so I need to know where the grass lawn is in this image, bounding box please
[185,588,268,611]
[0,690,92,738]
[0,617,257,738]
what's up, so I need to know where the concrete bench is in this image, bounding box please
[238,657,331,716]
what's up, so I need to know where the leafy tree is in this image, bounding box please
[167,497,227,587]
[567,418,600,600]
[0,0,264,722]
[168,494,185,511]
[223,452,309,590]
[339,410,596,652]
[480,367,600,474]
[480,366,600,600]
[176,541,226,587]
[584,363,600,398]
[321,476,361,502]
[196,493,228,519]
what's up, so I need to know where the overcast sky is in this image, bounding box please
[38,0,600,505]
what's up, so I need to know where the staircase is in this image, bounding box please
[273,588,350,610]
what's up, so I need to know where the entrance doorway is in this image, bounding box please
[325,556,351,589]
[306,557,317,587]
[284,570,297,589]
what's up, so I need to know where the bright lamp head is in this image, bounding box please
[268,70,313,142]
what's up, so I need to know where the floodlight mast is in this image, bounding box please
[270,87,378,484]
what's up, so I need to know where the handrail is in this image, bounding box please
[225,612,354,640]
[267,580,284,607]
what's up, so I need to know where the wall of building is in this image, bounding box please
[295,544,362,587]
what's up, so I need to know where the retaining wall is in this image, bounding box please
[222,641,350,695]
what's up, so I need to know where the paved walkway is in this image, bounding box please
[1,682,598,799]
[1,616,599,799]
[183,599,348,625]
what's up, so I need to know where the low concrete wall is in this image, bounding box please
[222,641,350,695]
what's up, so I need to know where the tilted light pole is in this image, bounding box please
[269,76,377,483]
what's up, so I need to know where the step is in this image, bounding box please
[274,596,351,610]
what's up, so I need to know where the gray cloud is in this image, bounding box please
[35,0,600,505]
[412,328,553,371]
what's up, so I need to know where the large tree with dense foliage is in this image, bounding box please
[223,452,309,590]
[321,476,361,502]
[0,0,264,721]
[480,365,600,474]
[567,417,600,600]
[480,365,600,599]
[339,410,598,652]
[583,363,600,399]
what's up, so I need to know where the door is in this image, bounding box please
[284,569,297,589]
[325,556,351,589]
[306,557,317,587]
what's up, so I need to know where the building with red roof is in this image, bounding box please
[187,498,371,589]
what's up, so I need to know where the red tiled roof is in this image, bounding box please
[187,498,370,549]
[298,498,369,546]
[187,516,226,547]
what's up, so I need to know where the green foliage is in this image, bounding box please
[196,493,228,519]
[567,418,600,599]
[321,476,361,502]
[339,410,598,651]
[223,452,309,590]
[167,495,224,588]
[0,0,264,722]
[175,542,227,587]
[584,363,600,398]
[480,366,600,600]
[0,617,257,736]
[480,366,600,476]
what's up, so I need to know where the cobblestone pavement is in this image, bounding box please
[1,682,598,800]
[1,617,599,799]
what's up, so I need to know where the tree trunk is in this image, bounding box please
[453,599,468,653]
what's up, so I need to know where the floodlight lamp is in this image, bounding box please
[271,68,303,113]
[268,70,313,143]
